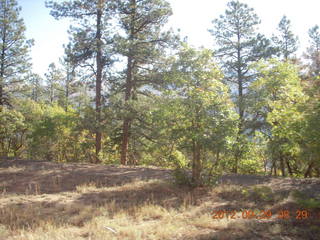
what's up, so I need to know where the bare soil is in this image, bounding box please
[0,159,173,195]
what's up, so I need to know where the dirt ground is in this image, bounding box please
[0,159,173,195]
[0,159,319,240]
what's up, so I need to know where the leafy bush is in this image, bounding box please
[169,150,188,168]
[0,107,26,157]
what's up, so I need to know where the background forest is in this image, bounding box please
[0,0,320,185]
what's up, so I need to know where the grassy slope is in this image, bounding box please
[0,160,319,240]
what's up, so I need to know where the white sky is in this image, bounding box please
[19,0,320,76]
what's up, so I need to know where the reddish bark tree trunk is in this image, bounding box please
[120,0,136,165]
[94,3,103,163]
[304,162,314,178]
[280,153,286,177]
[286,158,293,176]
[192,140,201,186]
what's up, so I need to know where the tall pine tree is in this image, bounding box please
[0,0,33,106]
[46,0,115,163]
[59,43,78,111]
[272,16,299,61]
[305,25,320,77]
[208,0,274,173]
[116,0,176,165]
[118,0,173,164]
[28,73,43,102]
[45,63,64,104]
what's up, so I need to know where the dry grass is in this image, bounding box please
[0,160,320,240]
[0,165,25,173]
[0,180,196,240]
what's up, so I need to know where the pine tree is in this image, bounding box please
[46,0,115,163]
[304,25,320,77]
[0,0,33,106]
[272,16,299,60]
[59,43,78,111]
[116,0,176,165]
[162,45,238,185]
[45,63,64,104]
[208,0,274,173]
[28,73,43,102]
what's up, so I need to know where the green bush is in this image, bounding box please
[0,107,26,157]
[169,150,188,168]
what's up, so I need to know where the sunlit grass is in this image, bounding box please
[0,164,319,240]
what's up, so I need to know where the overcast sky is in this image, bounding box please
[20,0,320,76]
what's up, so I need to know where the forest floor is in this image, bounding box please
[0,159,319,240]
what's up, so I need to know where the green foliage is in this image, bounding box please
[237,135,267,174]
[272,15,299,60]
[300,78,320,171]
[0,0,33,106]
[209,1,275,173]
[249,59,308,175]
[27,103,76,161]
[209,0,274,95]
[168,150,188,168]
[0,0,318,180]
[158,45,238,184]
[0,107,26,157]
[305,25,320,77]
[26,73,45,102]
[114,0,178,164]
[44,63,64,104]
[9,100,97,162]
[165,45,239,150]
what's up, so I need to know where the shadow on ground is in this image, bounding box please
[1,160,320,240]
[0,159,173,194]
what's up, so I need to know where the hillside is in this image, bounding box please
[0,160,319,240]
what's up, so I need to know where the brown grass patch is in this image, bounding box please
[0,160,320,239]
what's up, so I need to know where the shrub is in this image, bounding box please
[0,107,26,157]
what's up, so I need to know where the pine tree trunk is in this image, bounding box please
[50,82,54,103]
[271,159,277,176]
[192,140,201,186]
[234,30,243,174]
[286,158,293,176]
[120,0,136,165]
[0,26,6,106]
[95,4,103,164]
[120,119,131,165]
[120,54,133,165]
[304,162,314,178]
[0,84,2,106]
[280,153,286,177]
[65,64,70,112]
